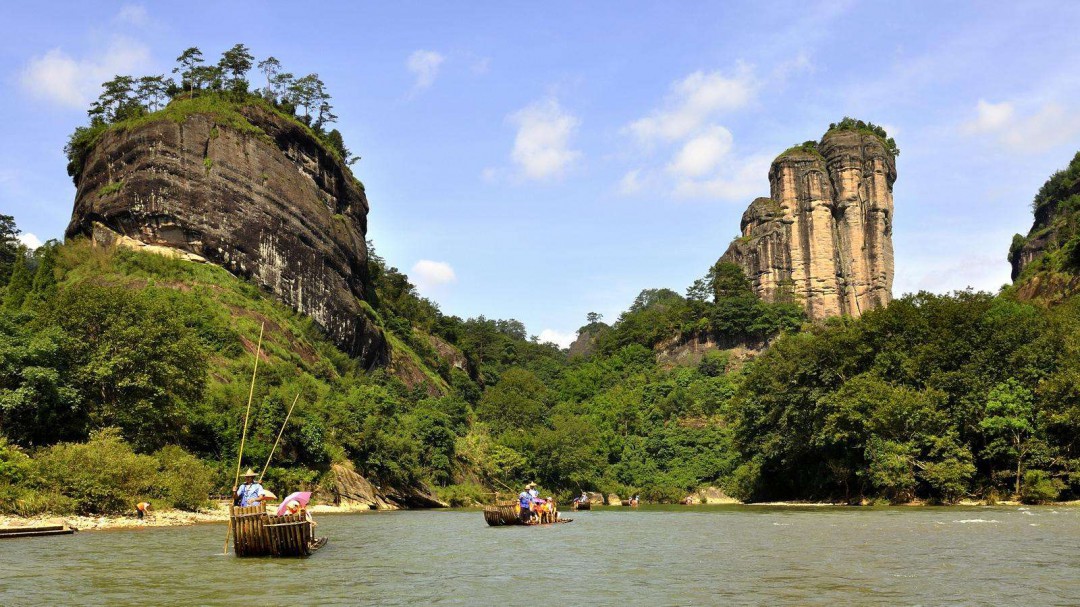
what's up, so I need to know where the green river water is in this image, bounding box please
[1,505,1077,605]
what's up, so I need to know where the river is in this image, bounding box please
[1,505,1077,605]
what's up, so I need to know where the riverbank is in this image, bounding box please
[0,500,383,532]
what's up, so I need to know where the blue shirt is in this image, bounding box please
[236,482,264,507]
[519,491,531,509]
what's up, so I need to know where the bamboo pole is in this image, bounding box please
[223,322,265,555]
[258,391,301,483]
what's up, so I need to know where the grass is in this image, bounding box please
[775,140,823,161]
[97,180,124,196]
[71,92,356,179]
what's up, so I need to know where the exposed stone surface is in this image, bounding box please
[607,493,622,506]
[567,329,599,358]
[721,129,896,320]
[328,464,394,510]
[326,463,449,509]
[66,105,387,368]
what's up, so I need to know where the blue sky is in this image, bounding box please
[3,1,1080,346]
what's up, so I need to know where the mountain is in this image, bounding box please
[720,119,897,320]
[65,95,387,368]
[1009,151,1080,300]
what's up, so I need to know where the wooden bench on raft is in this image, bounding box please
[230,504,324,557]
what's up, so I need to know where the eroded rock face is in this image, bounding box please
[66,105,387,367]
[721,130,896,320]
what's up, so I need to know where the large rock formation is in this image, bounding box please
[721,129,896,320]
[66,104,387,368]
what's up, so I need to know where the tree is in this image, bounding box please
[2,255,31,310]
[191,64,224,92]
[88,76,140,123]
[475,368,551,434]
[173,47,204,95]
[0,214,20,285]
[586,312,603,324]
[257,56,282,100]
[980,379,1037,496]
[218,43,254,95]
[324,129,358,164]
[711,261,753,300]
[135,75,170,112]
[288,74,330,127]
[270,71,295,109]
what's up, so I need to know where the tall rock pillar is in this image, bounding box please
[721,126,896,320]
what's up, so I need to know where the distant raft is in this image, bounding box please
[572,500,592,511]
[483,503,572,526]
[230,504,326,557]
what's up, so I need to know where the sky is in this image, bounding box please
[2,1,1080,347]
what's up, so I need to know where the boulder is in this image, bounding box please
[607,493,622,506]
[329,464,393,510]
[699,486,736,504]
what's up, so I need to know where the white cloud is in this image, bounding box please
[1000,104,1080,153]
[666,125,734,178]
[471,57,491,75]
[618,169,644,196]
[410,260,456,293]
[17,233,43,250]
[509,98,581,180]
[20,37,152,108]
[538,329,576,349]
[115,4,149,26]
[625,66,755,143]
[671,154,772,202]
[962,99,1015,135]
[962,100,1080,154]
[407,50,445,91]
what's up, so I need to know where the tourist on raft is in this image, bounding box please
[233,468,270,507]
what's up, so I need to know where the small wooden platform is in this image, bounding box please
[0,524,77,539]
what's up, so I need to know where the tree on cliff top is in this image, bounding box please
[219,43,254,96]
[173,47,203,95]
[828,117,900,157]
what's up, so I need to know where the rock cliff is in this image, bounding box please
[721,128,896,320]
[65,103,387,368]
[1009,150,1080,297]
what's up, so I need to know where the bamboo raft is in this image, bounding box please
[230,504,326,557]
[0,524,76,539]
[572,500,592,511]
[483,503,573,526]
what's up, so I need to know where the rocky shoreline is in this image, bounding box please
[0,500,381,532]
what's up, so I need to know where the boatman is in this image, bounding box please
[233,469,268,507]
[518,485,533,524]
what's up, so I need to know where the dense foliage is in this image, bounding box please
[1010,151,1080,278]
[827,116,900,157]
[65,43,356,182]
[730,291,1080,504]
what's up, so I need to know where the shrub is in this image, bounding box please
[435,482,489,507]
[34,428,158,514]
[1020,470,1064,504]
[154,445,214,511]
